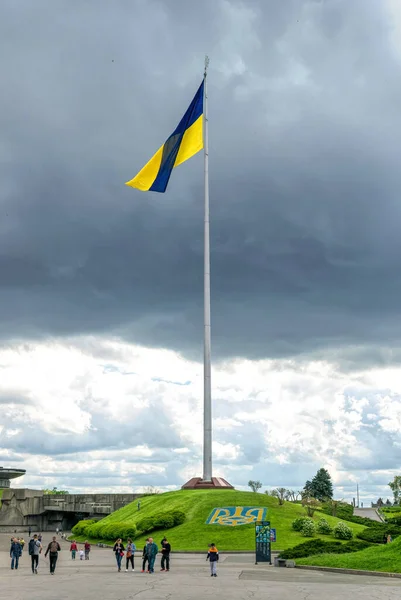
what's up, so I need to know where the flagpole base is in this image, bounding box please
[181,477,234,490]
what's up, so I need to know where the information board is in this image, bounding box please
[255,520,272,564]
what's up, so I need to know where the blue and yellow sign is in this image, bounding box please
[205,506,267,527]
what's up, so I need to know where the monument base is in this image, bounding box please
[181,477,234,490]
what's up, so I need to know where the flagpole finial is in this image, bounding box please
[204,55,210,76]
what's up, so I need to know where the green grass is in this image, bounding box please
[297,536,401,573]
[71,490,366,551]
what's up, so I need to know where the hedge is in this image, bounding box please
[136,510,185,535]
[279,539,371,560]
[357,523,401,543]
[80,509,186,542]
[321,502,379,527]
[71,519,97,537]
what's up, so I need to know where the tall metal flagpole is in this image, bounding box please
[203,55,212,482]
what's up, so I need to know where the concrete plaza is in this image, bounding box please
[1,533,401,600]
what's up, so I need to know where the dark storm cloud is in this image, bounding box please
[1,0,401,366]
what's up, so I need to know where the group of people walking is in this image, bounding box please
[10,534,61,575]
[10,531,220,577]
[113,537,171,574]
[112,536,171,573]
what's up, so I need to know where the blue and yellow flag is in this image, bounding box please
[126,81,204,193]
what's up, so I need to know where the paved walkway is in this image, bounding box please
[354,508,383,522]
[1,533,400,599]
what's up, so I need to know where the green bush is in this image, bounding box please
[137,510,186,535]
[85,520,137,541]
[321,502,377,527]
[71,519,97,536]
[322,501,353,521]
[301,519,315,537]
[316,518,332,535]
[292,518,309,532]
[385,517,401,526]
[136,517,155,535]
[333,522,353,540]
[357,524,401,543]
[279,539,371,560]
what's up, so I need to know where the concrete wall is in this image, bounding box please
[0,489,141,532]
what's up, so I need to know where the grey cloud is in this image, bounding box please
[0,0,400,368]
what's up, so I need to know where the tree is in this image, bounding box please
[389,476,401,505]
[326,498,343,517]
[386,498,392,506]
[286,490,302,502]
[143,486,161,495]
[302,480,313,498]
[43,487,69,495]
[248,480,262,493]
[301,497,320,517]
[308,468,334,501]
[376,498,384,507]
[271,488,288,506]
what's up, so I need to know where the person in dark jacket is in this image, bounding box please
[10,538,22,570]
[142,538,149,572]
[44,537,61,575]
[113,538,125,572]
[207,543,219,577]
[146,537,158,574]
[160,537,171,572]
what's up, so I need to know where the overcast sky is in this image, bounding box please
[1,0,401,504]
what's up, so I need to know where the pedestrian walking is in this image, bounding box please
[125,538,136,572]
[45,536,61,575]
[146,537,158,574]
[56,527,59,536]
[113,538,125,572]
[160,537,171,572]
[70,541,78,560]
[20,537,25,551]
[387,534,393,543]
[141,538,149,572]
[84,540,91,560]
[79,549,84,560]
[38,533,42,543]
[28,534,42,574]
[28,527,32,537]
[10,537,22,570]
[207,543,219,577]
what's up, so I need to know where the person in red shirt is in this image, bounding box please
[70,541,78,560]
[84,541,91,560]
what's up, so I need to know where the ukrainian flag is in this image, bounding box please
[126,81,204,193]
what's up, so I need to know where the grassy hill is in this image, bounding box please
[72,490,366,551]
[297,535,401,573]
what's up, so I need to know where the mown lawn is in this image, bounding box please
[297,536,401,573]
[71,489,365,551]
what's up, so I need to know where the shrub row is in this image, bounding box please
[279,539,371,560]
[384,516,401,526]
[356,523,401,543]
[71,520,97,537]
[292,517,353,539]
[74,510,186,542]
[321,502,378,527]
[136,510,185,535]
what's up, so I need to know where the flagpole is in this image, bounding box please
[203,55,212,482]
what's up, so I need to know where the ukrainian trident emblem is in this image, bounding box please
[205,506,268,526]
